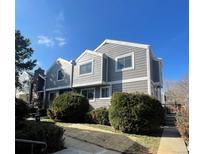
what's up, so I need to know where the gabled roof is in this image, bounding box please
[94,39,150,52]
[75,49,103,62]
[46,58,72,74]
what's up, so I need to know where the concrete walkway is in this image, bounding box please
[53,135,120,154]
[157,126,188,154]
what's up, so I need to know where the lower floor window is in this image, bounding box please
[49,92,56,103]
[81,88,95,100]
[100,86,111,98]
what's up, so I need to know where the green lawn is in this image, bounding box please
[42,118,162,154]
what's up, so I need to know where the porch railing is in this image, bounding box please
[15,138,47,154]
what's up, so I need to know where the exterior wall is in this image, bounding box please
[112,80,148,94]
[73,52,103,87]
[152,59,160,82]
[95,43,147,81]
[46,60,72,89]
[102,56,108,82]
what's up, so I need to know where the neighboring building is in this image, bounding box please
[38,39,163,109]
[16,71,33,103]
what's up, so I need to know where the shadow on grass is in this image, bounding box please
[63,127,151,154]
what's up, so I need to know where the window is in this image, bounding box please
[79,61,93,75]
[57,69,64,80]
[81,88,95,101]
[100,86,111,98]
[49,92,56,104]
[115,52,134,72]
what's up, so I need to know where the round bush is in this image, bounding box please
[15,98,29,120]
[86,107,110,125]
[16,121,64,154]
[47,92,89,122]
[109,92,164,134]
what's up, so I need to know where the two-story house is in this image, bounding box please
[38,39,163,109]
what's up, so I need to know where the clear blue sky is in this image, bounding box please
[16,0,188,80]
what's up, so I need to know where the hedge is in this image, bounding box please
[15,120,64,154]
[15,98,29,120]
[85,107,110,125]
[47,92,89,122]
[109,92,164,134]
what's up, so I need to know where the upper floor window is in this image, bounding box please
[57,69,64,81]
[115,52,134,72]
[79,61,93,75]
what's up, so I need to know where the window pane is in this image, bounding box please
[117,58,124,69]
[80,62,92,74]
[58,70,64,80]
[82,90,87,97]
[87,89,94,99]
[124,56,132,68]
[102,88,109,97]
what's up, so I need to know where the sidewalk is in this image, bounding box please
[157,126,188,154]
[53,135,120,154]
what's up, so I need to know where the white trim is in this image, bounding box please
[73,81,105,88]
[115,52,135,72]
[75,49,103,62]
[100,86,112,99]
[46,86,71,91]
[37,90,44,93]
[94,39,150,52]
[108,76,148,85]
[39,74,45,80]
[57,69,65,81]
[79,59,94,76]
[80,88,95,102]
[146,48,151,95]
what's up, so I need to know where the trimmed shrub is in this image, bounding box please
[109,92,164,134]
[86,107,110,125]
[47,92,89,122]
[176,105,189,145]
[15,98,29,120]
[16,120,64,154]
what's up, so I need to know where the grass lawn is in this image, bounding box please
[42,118,162,154]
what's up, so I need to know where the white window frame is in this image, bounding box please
[79,60,94,76]
[57,69,65,81]
[115,52,134,72]
[80,88,95,102]
[100,86,112,99]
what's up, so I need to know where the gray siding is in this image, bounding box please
[73,52,103,87]
[152,59,160,82]
[75,86,110,109]
[112,80,148,94]
[102,56,108,82]
[46,60,72,89]
[96,43,147,82]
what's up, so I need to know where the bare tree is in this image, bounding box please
[164,75,189,105]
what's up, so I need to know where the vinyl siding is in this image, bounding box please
[95,43,147,81]
[112,80,148,94]
[46,60,72,89]
[102,56,108,82]
[75,86,110,109]
[73,52,103,87]
[152,59,160,82]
